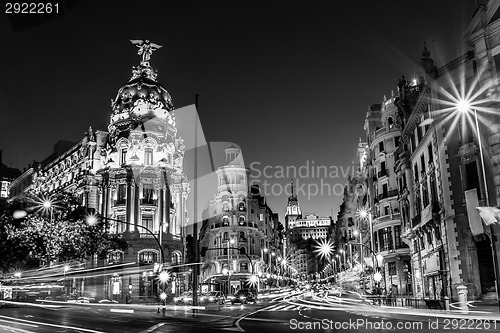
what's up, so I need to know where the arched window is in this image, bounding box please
[171,251,182,266]
[238,216,245,226]
[223,202,229,212]
[107,251,124,265]
[139,250,158,265]
[238,201,245,211]
[222,216,230,226]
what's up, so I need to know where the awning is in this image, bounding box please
[476,206,500,226]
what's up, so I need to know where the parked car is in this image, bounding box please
[229,289,257,305]
[200,291,225,305]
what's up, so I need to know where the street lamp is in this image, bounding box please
[63,264,70,295]
[455,99,500,309]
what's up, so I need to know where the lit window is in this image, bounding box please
[145,148,153,165]
[120,148,127,165]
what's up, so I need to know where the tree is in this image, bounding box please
[1,191,126,272]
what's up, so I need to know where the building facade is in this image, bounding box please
[199,146,283,294]
[9,41,191,301]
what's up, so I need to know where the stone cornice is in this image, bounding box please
[401,87,431,145]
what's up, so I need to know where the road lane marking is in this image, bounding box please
[0,319,38,327]
[140,322,166,333]
[110,309,134,313]
[0,324,35,333]
[0,315,106,333]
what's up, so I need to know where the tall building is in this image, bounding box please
[9,40,190,301]
[199,146,282,294]
[363,94,411,295]
[0,151,21,199]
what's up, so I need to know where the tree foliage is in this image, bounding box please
[0,191,126,273]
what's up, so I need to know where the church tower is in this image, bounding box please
[284,179,302,231]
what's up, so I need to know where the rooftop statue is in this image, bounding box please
[130,39,162,64]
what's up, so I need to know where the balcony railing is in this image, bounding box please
[378,169,388,178]
[140,198,157,205]
[114,198,126,206]
[378,189,398,200]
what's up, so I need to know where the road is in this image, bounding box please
[1,290,499,333]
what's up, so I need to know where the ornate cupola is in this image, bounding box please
[102,40,182,173]
[107,40,176,144]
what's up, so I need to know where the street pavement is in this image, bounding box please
[0,290,499,333]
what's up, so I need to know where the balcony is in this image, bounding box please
[140,198,157,205]
[114,198,126,206]
[411,212,421,228]
[378,169,388,178]
[378,189,398,200]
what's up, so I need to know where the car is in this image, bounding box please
[173,292,202,305]
[98,299,118,304]
[200,291,225,305]
[229,289,257,305]
[174,292,191,305]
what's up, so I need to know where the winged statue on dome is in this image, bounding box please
[130,39,162,63]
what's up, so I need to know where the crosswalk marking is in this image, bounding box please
[263,303,307,312]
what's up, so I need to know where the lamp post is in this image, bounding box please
[63,264,70,295]
[456,100,500,310]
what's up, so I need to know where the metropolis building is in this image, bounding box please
[9,41,190,300]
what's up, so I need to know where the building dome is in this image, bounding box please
[109,62,174,126]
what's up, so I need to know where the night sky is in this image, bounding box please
[0,0,475,220]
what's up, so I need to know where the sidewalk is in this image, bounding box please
[370,302,500,322]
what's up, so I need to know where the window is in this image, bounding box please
[142,214,154,233]
[379,141,385,153]
[222,216,230,226]
[120,148,127,165]
[388,262,397,276]
[384,206,390,216]
[435,224,441,240]
[394,225,405,249]
[171,251,182,265]
[239,247,246,255]
[427,143,433,163]
[239,231,245,240]
[238,216,245,225]
[422,178,429,208]
[117,184,127,204]
[115,214,126,234]
[143,183,155,204]
[145,148,153,165]
[420,154,426,173]
[394,136,401,147]
[223,202,229,212]
[223,232,228,241]
[380,227,393,251]
[139,251,157,264]
[238,202,245,211]
[414,164,419,182]
[382,183,388,198]
[465,162,482,200]
[430,174,438,204]
[388,117,393,127]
